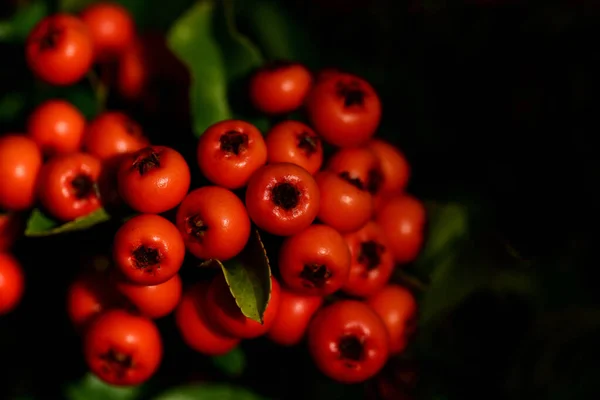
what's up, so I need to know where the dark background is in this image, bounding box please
[1,0,599,399]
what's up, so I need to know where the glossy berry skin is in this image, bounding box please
[343,221,394,298]
[265,120,323,175]
[245,163,320,236]
[367,139,410,195]
[0,253,25,315]
[196,120,267,189]
[205,274,281,339]
[249,61,313,115]
[37,152,102,221]
[315,171,373,233]
[25,14,94,86]
[80,2,135,61]
[175,186,250,261]
[83,309,162,386]
[367,284,417,354]
[117,146,191,214]
[278,224,351,296]
[27,100,86,156]
[376,195,426,264]
[113,214,185,285]
[175,282,240,356]
[305,72,381,147]
[326,147,382,197]
[308,300,389,384]
[267,288,323,346]
[67,271,122,330]
[116,273,182,319]
[83,112,149,163]
[0,135,42,211]
[0,213,23,251]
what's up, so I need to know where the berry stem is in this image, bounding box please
[87,70,108,113]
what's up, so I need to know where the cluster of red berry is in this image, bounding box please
[0,1,425,388]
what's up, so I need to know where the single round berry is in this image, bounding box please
[278,224,351,296]
[117,145,191,214]
[112,214,185,285]
[307,300,389,383]
[245,163,320,236]
[0,135,42,212]
[36,152,102,221]
[116,273,182,319]
[25,13,94,85]
[265,120,323,175]
[249,60,313,115]
[27,99,86,156]
[305,72,381,147]
[83,309,162,386]
[0,253,25,315]
[80,2,135,61]
[196,119,267,189]
[175,186,251,261]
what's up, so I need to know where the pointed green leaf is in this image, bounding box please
[152,384,267,400]
[65,373,143,400]
[25,208,110,237]
[211,347,246,377]
[212,230,272,323]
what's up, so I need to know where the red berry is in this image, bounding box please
[267,288,323,346]
[175,186,251,261]
[367,285,417,354]
[315,171,373,233]
[196,119,267,189]
[305,72,381,147]
[175,282,240,356]
[83,309,162,386]
[376,195,426,264]
[308,300,389,383]
[117,145,191,214]
[367,139,410,195]
[0,135,42,212]
[112,214,185,285]
[66,271,122,330]
[27,99,86,156]
[278,224,351,296]
[342,221,395,298]
[115,273,182,319]
[0,253,25,315]
[36,152,102,221]
[249,60,313,115]
[265,120,323,175]
[80,2,135,61]
[245,163,320,236]
[25,13,94,86]
[205,274,281,339]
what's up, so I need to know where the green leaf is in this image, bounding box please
[212,230,272,323]
[152,384,267,400]
[0,0,48,43]
[167,0,267,138]
[65,373,143,400]
[25,208,111,237]
[0,91,26,123]
[238,0,316,67]
[211,347,246,377]
[167,0,232,137]
[412,201,470,276]
[33,82,99,119]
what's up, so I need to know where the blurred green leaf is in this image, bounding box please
[25,208,110,237]
[33,82,99,119]
[237,0,316,67]
[412,201,470,276]
[212,230,272,323]
[152,384,267,400]
[167,0,232,137]
[167,0,267,138]
[0,0,47,43]
[65,373,143,400]
[0,91,26,123]
[211,347,246,377]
